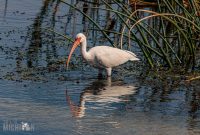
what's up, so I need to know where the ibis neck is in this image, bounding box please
[81,40,90,60]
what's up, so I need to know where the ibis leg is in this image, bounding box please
[106,68,112,77]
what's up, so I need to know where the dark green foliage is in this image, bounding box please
[60,0,200,71]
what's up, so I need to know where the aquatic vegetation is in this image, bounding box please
[59,0,200,71]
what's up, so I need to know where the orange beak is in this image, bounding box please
[66,37,81,69]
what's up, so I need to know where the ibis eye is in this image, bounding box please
[75,37,81,41]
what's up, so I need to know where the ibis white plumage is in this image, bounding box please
[66,33,139,77]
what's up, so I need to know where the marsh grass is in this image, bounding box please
[60,0,200,71]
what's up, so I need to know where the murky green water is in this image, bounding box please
[0,0,200,135]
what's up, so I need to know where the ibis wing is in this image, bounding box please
[92,46,135,68]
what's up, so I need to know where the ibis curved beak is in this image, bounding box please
[66,37,81,69]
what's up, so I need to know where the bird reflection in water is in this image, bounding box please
[65,78,137,118]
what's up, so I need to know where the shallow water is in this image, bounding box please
[0,0,200,135]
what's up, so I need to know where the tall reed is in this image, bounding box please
[60,0,200,71]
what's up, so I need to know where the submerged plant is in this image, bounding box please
[60,0,200,71]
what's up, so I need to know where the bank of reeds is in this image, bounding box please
[60,0,200,71]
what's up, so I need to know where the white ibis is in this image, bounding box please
[66,33,139,77]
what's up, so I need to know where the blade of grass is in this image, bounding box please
[61,0,114,46]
